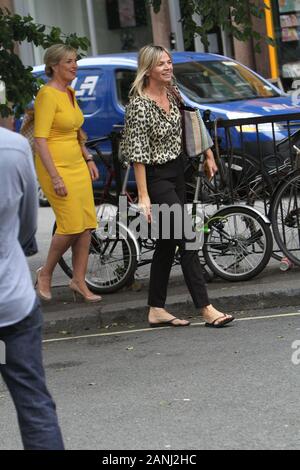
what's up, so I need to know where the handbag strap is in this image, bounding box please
[168,85,184,109]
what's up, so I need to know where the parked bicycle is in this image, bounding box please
[54,146,273,294]
[186,121,300,263]
[220,129,300,265]
[269,145,300,266]
[186,122,300,208]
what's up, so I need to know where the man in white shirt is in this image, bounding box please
[0,126,64,450]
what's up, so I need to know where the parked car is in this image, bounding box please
[21,51,300,195]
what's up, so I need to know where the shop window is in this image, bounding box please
[106,0,147,29]
[93,0,152,53]
[272,0,300,89]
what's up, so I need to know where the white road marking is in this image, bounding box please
[43,312,300,344]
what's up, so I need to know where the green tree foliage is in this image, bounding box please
[0,8,90,118]
[149,0,274,51]
[1,2,273,118]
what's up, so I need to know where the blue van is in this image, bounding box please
[31,51,300,191]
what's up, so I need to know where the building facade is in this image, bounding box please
[231,0,300,90]
[12,0,155,65]
[2,0,234,65]
[271,0,300,89]
[2,0,298,89]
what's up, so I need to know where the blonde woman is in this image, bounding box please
[34,44,101,302]
[121,44,234,328]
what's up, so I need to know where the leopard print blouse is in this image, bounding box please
[121,90,182,166]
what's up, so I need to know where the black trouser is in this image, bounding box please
[146,155,209,309]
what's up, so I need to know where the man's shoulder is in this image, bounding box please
[0,127,30,154]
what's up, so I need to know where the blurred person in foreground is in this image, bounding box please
[0,124,64,450]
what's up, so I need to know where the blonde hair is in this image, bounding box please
[44,44,77,78]
[130,44,173,97]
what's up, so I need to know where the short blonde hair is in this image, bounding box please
[44,44,77,78]
[130,44,173,97]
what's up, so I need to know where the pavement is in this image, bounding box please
[40,259,300,335]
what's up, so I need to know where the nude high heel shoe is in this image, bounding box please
[69,280,102,303]
[35,267,52,301]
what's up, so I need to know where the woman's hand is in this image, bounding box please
[133,163,151,221]
[138,194,152,223]
[204,149,218,180]
[87,161,100,181]
[52,175,68,197]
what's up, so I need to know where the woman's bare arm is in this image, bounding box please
[34,137,67,196]
[133,162,152,222]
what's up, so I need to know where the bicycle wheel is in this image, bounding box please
[270,170,300,266]
[53,213,139,294]
[219,151,282,203]
[217,152,260,201]
[203,205,273,281]
[185,152,260,204]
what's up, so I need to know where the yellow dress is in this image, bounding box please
[34,85,97,234]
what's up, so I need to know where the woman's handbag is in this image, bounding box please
[20,108,35,153]
[181,105,213,158]
[170,87,213,158]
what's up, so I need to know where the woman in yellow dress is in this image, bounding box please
[34,44,102,303]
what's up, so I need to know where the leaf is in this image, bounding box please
[152,0,268,51]
[254,42,262,53]
[149,0,162,14]
[0,10,90,117]
[266,36,276,46]
[159,400,171,407]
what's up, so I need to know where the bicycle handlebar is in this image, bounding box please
[86,136,110,147]
[276,128,300,151]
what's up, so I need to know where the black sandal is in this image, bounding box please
[205,315,234,328]
[149,318,191,328]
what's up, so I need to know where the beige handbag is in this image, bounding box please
[170,87,213,158]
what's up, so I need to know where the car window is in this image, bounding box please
[72,68,104,115]
[174,61,280,104]
[115,69,136,107]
